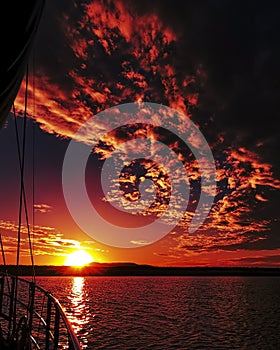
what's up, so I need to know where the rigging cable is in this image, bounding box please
[12,64,36,335]
[15,66,28,270]
[32,52,36,275]
[0,233,11,295]
[12,71,36,283]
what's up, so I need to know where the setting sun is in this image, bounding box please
[64,250,94,267]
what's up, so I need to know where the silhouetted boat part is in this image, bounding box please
[0,274,81,349]
[0,1,44,126]
[0,1,82,349]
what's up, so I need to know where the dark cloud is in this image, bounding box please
[34,0,77,92]
[34,1,280,149]
[231,253,280,266]
[157,1,280,164]
[125,1,280,166]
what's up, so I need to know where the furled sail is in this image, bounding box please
[0,0,45,125]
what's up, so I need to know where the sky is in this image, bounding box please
[0,0,279,267]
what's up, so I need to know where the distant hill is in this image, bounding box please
[1,263,280,276]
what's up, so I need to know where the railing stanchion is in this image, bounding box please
[45,297,52,350]
[8,275,15,338]
[0,276,4,315]
[28,282,35,333]
[53,305,60,349]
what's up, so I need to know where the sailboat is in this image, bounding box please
[0,1,82,349]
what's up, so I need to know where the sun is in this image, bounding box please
[64,250,94,267]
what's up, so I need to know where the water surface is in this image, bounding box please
[36,276,280,349]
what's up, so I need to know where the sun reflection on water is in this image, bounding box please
[67,277,91,349]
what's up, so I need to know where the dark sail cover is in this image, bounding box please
[0,0,45,125]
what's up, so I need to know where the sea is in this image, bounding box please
[36,276,280,349]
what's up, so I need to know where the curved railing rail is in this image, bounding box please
[0,273,82,349]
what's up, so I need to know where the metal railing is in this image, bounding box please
[0,273,82,349]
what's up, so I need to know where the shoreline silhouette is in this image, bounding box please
[1,263,280,277]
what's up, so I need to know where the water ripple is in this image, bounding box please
[36,276,280,349]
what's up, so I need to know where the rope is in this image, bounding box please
[0,233,11,295]
[12,64,36,335]
[12,74,36,283]
[32,52,36,278]
[15,66,28,269]
[0,234,7,269]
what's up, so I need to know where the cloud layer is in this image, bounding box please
[12,0,280,258]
